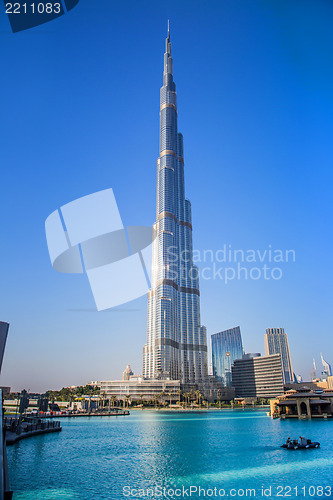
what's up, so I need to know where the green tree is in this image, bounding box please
[177,389,182,405]
[159,391,165,406]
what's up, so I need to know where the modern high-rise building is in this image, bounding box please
[0,321,9,373]
[264,328,294,384]
[143,25,208,384]
[321,353,332,378]
[211,327,243,386]
[231,353,284,399]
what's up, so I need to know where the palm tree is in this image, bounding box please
[183,392,190,408]
[125,395,131,408]
[99,392,105,412]
[111,395,116,408]
[217,390,222,409]
[159,391,165,407]
[177,389,182,405]
[168,392,173,406]
[190,390,195,406]
[185,392,189,407]
[139,394,144,407]
[86,388,93,414]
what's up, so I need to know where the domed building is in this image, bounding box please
[122,365,134,381]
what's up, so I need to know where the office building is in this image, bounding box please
[211,327,243,386]
[321,353,332,378]
[0,321,9,372]
[232,353,284,400]
[264,328,294,383]
[143,25,208,384]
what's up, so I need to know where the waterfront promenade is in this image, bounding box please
[4,416,61,445]
[40,410,130,418]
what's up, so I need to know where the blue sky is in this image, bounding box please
[0,0,332,391]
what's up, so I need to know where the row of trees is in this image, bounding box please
[45,385,100,402]
[42,388,209,408]
[123,390,220,408]
[8,386,269,409]
[123,391,269,408]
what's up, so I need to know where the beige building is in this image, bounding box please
[271,387,333,419]
[99,378,181,402]
[122,364,134,381]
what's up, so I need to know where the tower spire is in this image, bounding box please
[164,20,173,76]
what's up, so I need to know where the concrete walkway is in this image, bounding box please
[6,426,62,445]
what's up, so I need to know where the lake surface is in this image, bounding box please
[7,410,333,499]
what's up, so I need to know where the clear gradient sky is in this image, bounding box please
[1,0,332,392]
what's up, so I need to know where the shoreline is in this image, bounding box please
[127,406,270,412]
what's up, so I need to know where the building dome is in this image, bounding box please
[122,365,134,381]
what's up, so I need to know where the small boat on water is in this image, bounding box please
[281,439,320,450]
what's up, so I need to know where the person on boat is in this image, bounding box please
[286,437,291,445]
[299,436,307,445]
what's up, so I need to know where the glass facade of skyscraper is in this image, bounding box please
[264,328,294,384]
[143,27,208,384]
[321,353,332,378]
[211,327,243,386]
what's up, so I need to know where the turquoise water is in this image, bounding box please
[7,410,333,499]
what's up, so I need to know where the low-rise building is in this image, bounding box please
[98,374,234,404]
[99,378,181,402]
[271,387,333,419]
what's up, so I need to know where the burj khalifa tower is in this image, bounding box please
[143,25,208,385]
